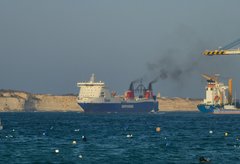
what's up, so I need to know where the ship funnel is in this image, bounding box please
[148,82,152,91]
[124,82,135,100]
[144,82,154,99]
[228,79,233,104]
[129,82,134,91]
[90,74,95,83]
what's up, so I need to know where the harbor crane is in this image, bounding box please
[203,38,240,56]
[201,74,218,82]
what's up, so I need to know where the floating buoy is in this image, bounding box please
[156,127,161,132]
[79,154,83,158]
[43,132,46,136]
[72,140,77,144]
[82,136,87,142]
[55,149,59,153]
[209,130,213,134]
[126,134,133,138]
[224,132,228,136]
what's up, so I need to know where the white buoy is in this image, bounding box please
[126,134,133,138]
[224,132,228,136]
[72,140,77,144]
[209,130,213,134]
[79,154,83,158]
[55,149,59,153]
[43,132,46,136]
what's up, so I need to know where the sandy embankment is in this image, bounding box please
[0,90,82,112]
[158,97,202,111]
[0,90,202,112]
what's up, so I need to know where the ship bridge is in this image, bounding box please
[77,74,111,100]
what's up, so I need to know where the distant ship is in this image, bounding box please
[197,74,240,114]
[77,74,159,113]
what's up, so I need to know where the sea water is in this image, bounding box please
[0,112,240,163]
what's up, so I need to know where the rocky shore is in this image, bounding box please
[0,90,201,112]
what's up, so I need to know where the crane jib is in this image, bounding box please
[203,38,240,56]
[203,50,240,56]
[203,50,225,55]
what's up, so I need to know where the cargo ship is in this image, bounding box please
[197,74,240,114]
[77,74,159,113]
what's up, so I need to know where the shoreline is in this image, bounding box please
[0,90,202,112]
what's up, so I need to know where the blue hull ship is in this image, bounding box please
[77,74,159,113]
[79,101,159,113]
[197,74,240,114]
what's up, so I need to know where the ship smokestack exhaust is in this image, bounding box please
[228,79,233,104]
[144,80,156,99]
[148,82,152,91]
[125,82,135,100]
[129,82,134,91]
[125,78,157,100]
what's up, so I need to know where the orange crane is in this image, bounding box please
[203,38,240,56]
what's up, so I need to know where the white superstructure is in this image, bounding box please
[77,74,120,103]
[203,76,228,105]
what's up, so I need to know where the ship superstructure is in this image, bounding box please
[202,74,228,106]
[77,74,158,113]
[77,74,119,104]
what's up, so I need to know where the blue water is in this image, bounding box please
[1,112,240,163]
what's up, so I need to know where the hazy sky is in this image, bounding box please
[1,1,240,98]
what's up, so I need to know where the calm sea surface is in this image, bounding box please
[0,112,240,163]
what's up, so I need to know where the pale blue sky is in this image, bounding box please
[0,1,240,98]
